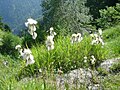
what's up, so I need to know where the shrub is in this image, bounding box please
[97,3,120,29]
[0,32,22,57]
[101,73,120,89]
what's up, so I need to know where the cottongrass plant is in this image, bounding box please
[71,33,83,44]
[46,36,55,51]
[23,48,35,66]
[15,45,35,66]
[50,27,57,37]
[15,45,23,57]
[25,18,38,39]
[90,29,104,46]
[46,27,56,51]
[90,55,96,65]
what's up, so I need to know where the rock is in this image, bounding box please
[56,68,100,90]
[99,58,120,72]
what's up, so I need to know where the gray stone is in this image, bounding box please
[99,58,120,72]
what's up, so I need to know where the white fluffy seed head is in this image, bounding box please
[71,33,83,43]
[26,54,35,66]
[23,48,32,55]
[71,34,77,43]
[72,34,77,38]
[50,27,54,31]
[46,35,55,51]
[76,33,83,42]
[15,45,21,50]
[77,33,81,38]
[47,36,54,41]
[27,18,37,25]
[32,32,37,39]
[46,37,54,45]
[25,18,37,28]
[84,56,87,60]
[90,55,96,64]
[98,28,102,36]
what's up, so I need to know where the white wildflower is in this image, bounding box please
[47,44,54,51]
[23,48,32,55]
[50,27,54,31]
[91,39,97,45]
[39,68,42,73]
[90,34,94,37]
[27,25,36,35]
[22,48,32,59]
[84,56,87,60]
[49,27,56,37]
[94,33,98,38]
[90,32,104,46]
[98,28,102,36]
[26,54,35,66]
[22,48,35,66]
[98,36,104,46]
[25,18,37,27]
[84,56,87,63]
[46,36,54,42]
[46,27,56,51]
[90,55,96,65]
[15,45,35,66]
[32,32,37,39]
[71,33,83,44]
[25,18,38,39]
[76,33,83,42]
[15,45,21,50]
[71,33,77,44]
[46,36,54,51]
[15,45,24,57]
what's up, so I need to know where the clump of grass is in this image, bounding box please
[97,67,109,76]
[110,61,120,74]
[0,54,22,90]
[101,24,120,58]
[101,73,120,90]
[103,25,120,42]
[18,35,108,78]
[106,36,120,58]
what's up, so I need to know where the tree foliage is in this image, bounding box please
[42,0,120,33]
[0,32,22,57]
[97,3,120,29]
[86,0,119,19]
[0,17,11,32]
[42,0,93,35]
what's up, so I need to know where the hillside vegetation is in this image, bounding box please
[0,1,120,90]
